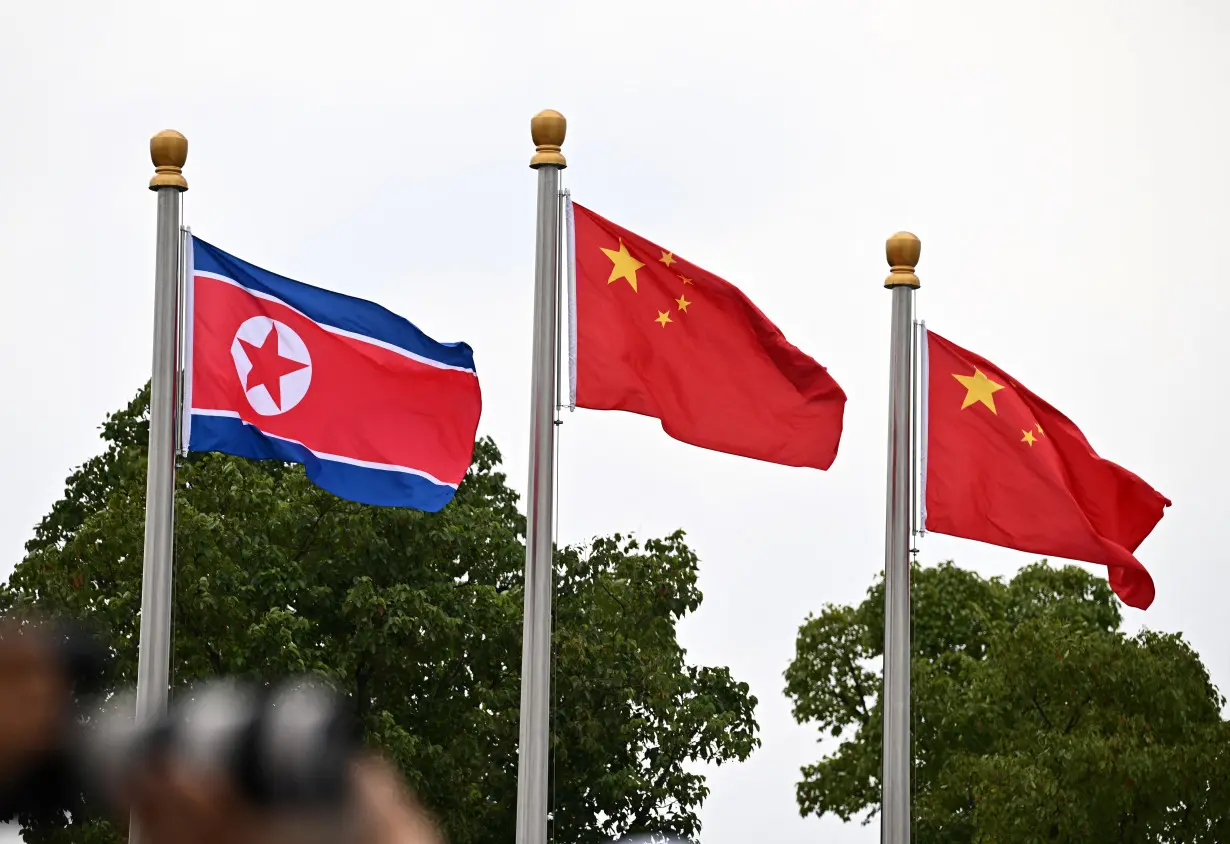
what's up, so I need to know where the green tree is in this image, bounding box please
[785,560,1230,842]
[1,387,758,844]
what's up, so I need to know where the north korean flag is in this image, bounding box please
[182,236,481,512]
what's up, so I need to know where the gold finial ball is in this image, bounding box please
[149,129,188,192]
[884,231,921,289]
[530,109,567,170]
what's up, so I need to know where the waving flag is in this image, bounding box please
[923,328,1169,608]
[182,236,481,511]
[568,201,846,469]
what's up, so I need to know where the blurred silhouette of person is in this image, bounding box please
[126,753,444,844]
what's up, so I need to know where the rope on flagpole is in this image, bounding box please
[547,182,568,844]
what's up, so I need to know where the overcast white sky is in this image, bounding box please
[3,1,1229,842]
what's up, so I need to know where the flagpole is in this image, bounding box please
[129,130,187,843]
[516,109,566,844]
[882,231,920,844]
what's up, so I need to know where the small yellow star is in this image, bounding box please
[953,369,1006,414]
[675,294,691,313]
[1036,423,1044,436]
[655,310,672,327]
[660,251,676,267]
[1022,429,1037,446]
[600,240,645,292]
[678,274,693,285]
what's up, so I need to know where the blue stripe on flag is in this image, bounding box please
[191,236,476,373]
[189,413,461,512]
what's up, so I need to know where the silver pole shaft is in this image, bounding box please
[132,186,180,744]
[515,162,561,844]
[882,284,913,844]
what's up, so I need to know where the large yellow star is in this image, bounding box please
[655,310,672,327]
[675,294,691,313]
[953,368,1006,413]
[600,240,645,292]
[1022,429,1037,446]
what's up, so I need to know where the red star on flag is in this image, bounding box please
[239,330,309,410]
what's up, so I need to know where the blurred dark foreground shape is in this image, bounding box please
[0,616,445,844]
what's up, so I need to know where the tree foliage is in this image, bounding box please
[1,387,758,844]
[785,560,1230,842]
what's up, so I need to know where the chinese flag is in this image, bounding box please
[924,330,1170,609]
[569,201,846,469]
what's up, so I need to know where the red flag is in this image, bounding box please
[924,329,1170,609]
[568,201,846,469]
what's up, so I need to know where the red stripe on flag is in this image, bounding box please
[189,275,481,486]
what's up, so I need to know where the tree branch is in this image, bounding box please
[292,499,339,566]
[626,764,673,833]
[833,686,870,730]
[175,586,224,675]
[354,660,371,730]
[598,576,629,616]
[844,655,873,727]
[1030,689,1054,730]
[1064,693,1093,734]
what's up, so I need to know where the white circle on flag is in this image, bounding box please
[230,316,313,416]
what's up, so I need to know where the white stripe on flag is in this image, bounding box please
[566,194,578,409]
[917,320,929,535]
[188,409,458,489]
[179,230,195,456]
[192,271,477,376]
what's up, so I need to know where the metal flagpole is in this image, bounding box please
[881,231,921,844]
[516,109,566,844]
[130,130,187,844]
